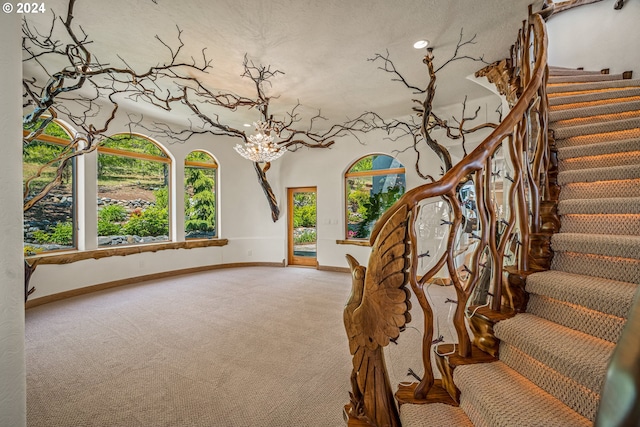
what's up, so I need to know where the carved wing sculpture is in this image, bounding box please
[344,205,411,427]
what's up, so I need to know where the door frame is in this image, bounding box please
[287,186,318,267]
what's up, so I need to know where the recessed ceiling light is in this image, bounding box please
[243,123,252,127]
[413,40,430,49]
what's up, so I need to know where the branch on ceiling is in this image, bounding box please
[367,29,497,180]
[22,0,211,215]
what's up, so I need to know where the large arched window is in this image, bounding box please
[97,134,170,247]
[345,154,406,240]
[23,120,76,254]
[184,151,217,239]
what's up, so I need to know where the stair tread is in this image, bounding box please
[552,251,640,285]
[559,213,640,236]
[499,342,602,420]
[552,117,640,140]
[560,177,640,201]
[559,151,640,172]
[556,130,640,149]
[557,137,640,160]
[558,196,640,215]
[549,68,610,76]
[550,100,640,122]
[526,294,625,343]
[552,232,640,260]
[526,270,637,319]
[400,402,473,427]
[499,340,604,422]
[493,313,614,392]
[549,73,629,84]
[558,163,640,185]
[455,361,591,427]
[548,79,640,94]
[549,87,640,106]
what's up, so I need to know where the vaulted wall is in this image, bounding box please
[0,11,27,427]
[547,0,640,76]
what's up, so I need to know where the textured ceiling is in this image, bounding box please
[23,0,542,133]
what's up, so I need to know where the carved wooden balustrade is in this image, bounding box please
[344,11,551,426]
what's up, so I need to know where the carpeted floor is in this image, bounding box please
[25,266,455,427]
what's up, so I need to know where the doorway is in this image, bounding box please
[287,187,317,267]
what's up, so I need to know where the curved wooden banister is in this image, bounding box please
[345,11,551,425]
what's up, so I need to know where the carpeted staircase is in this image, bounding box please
[399,67,640,426]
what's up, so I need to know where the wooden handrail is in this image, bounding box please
[344,11,550,425]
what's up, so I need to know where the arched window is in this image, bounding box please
[345,154,406,240]
[97,134,170,247]
[23,119,76,254]
[184,151,217,239]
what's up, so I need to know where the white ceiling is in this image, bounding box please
[23,0,542,134]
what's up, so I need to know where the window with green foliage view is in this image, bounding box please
[345,154,406,240]
[185,151,217,239]
[23,120,75,255]
[97,134,170,247]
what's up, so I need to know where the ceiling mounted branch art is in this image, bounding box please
[126,53,379,222]
[363,29,499,181]
[21,0,212,213]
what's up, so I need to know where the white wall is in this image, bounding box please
[547,0,640,75]
[0,10,27,427]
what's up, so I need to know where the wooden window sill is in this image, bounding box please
[25,239,229,266]
[335,239,371,247]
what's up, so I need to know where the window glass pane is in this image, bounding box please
[346,154,405,240]
[292,191,316,257]
[349,156,374,173]
[97,136,169,246]
[185,151,216,239]
[24,120,71,140]
[23,121,75,255]
[101,135,167,158]
[186,151,216,164]
[348,154,403,173]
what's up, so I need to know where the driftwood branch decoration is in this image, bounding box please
[24,260,37,302]
[254,162,280,222]
[125,55,383,221]
[476,59,520,107]
[367,30,498,180]
[22,0,211,214]
[414,48,453,173]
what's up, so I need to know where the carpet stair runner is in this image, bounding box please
[398,67,640,426]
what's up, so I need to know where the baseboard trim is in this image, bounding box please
[317,264,350,273]
[25,261,285,309]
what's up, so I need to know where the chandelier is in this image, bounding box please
[234,121,287,163]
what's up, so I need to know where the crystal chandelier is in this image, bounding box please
[234,121,287,163]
